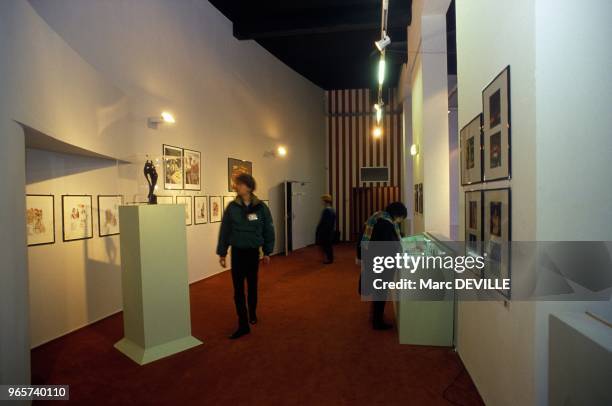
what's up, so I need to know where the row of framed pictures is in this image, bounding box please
[413,183,423,214]
[162,144,254,194]
[26,194,122,246]
[464,188,511,298]
[163,145,202,191]
[460,66,511,185]
[26,193,272,246]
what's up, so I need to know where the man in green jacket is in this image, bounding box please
[217,173,275,339]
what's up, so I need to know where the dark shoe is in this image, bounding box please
[249,315,258,325]
[373,321,393,330]
[229,327,250,339]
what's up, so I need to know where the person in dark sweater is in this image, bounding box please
[315,194,336,264]
[357,202,407,330]
[217,173,275,339]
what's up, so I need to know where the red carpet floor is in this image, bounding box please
[31,244,484,405]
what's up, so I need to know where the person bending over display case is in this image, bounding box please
[217,173,275,339]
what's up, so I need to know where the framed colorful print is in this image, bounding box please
[460,114,483,185]
[26,194,55,246]
[156,195,174,204]
[176,196,193,226]
[98,195,123,237]
[209,196,222,223]
[194,196,208,225]
[62,195,93,242]
[183,149,201,191]
[163,144,184,190]
[223,195,234,210]
[483,188,511,297]
[482,66,511,181]
[464,190,483,259]
[227,158,252,192]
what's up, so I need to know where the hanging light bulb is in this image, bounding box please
[372,126,383,138]
[378,55,386,86]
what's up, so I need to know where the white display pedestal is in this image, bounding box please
[114,205,202,365]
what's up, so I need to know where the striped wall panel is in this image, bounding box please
[352,186,402,241]
[326,88,403,241]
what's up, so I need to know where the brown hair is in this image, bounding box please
[235,173,256,191]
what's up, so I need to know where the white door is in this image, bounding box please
[291,182,310,251]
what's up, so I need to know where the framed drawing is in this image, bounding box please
[156,195,174,204]
[223,195,234,210]
[460,114,483,185]
[176,196,193,226]
[482,66,511,181]
[163,144,183,190]
[464,190,483,258]
[183,149,201,191]
[26,194,55,246]
[194,196,208,225]
[483,188,511,297]
[62,195,93,242]
[414,184,419,213]
[209,196,222,223]
[227,158,252,192]
[418,183,423,214]
[98,195,123,237]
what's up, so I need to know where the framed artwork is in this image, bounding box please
[156,195,174,204]
[26,194,55,246]
[414,184,419,214]
[464,190,483,259]
[176,196,193,226]
[223,195,234,210]
[194,196,208,225]
[227,158,252,192]
[62,195,93,242]
[482,66,511,181]
[209,196,222,223]
[418,183,423,214]
[483,188,511,297]
[183,149,201,191]
[98,195,123,237]
[460,114,483,185]
[163,144,184,190]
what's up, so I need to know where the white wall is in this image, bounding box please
[1,0,325,349]
[455,0,537,405]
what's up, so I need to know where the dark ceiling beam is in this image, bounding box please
[233,9,410,40]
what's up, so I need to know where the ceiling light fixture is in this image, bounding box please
[375,34,391,52]
[377,55,386,86]
[372,126,383,139]
[148,111,175,129]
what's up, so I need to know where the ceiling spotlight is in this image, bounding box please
[378,56,386,86]
[148,111,176,129]
[372,126,383,139]
[277,145,287,157]
[375,34,391,52]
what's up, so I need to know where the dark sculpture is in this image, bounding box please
[144,160,158,204]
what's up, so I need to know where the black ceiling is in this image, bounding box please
[209,0,413,90]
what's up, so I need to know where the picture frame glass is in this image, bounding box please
[98,195,122,237]
[176,196,192,225]
[460,114,483,185]
[184,149,201,191]
[482,67,510,181]
[62,195,93,241]
[209,196,222,222]
[26,195,55,246]
[163,145,183,190]
[483,188,511,297]
[227,158,252,192]
[194,196,208,224]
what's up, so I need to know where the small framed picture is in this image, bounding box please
[227,158,252,192]
[418,183,423,214]
[156,195,174,204]
[482,66,511,181]
[183,149,201,191]
[194,196,208,225]
[464,190,483,258]
[62,195,93,242]
[26,194,55,246]
[163,144,184,190]
[483,188,511,297]
[209,196,222,223]
[98,195,123,237]
[460,114,483,185]
[414,184,419,214]
[176,196,193,226]
[223,195,235,210]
